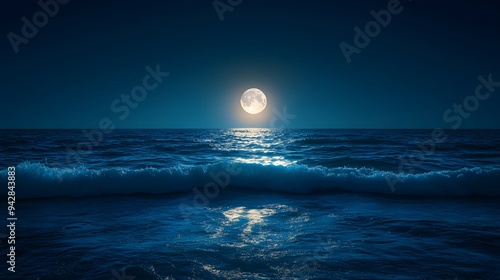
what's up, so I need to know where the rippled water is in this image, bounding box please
[10,192,500,279]
[2,129,500,172]
[1,129,500,198]
[1,129,499,279]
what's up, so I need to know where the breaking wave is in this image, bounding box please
[2,162,500,199]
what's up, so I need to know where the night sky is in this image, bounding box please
[1,0,499,129]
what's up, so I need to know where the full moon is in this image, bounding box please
[241,88,267,114]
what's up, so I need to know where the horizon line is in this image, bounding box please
[1,128,500,130]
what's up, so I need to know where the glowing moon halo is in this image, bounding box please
[240,88,267,114]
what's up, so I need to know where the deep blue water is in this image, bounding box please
[1,129,500,279]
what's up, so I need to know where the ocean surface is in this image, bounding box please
[1,129,500,279]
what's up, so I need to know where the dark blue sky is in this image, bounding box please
[1,0,499,128]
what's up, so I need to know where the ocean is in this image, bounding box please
[1,129,499,279]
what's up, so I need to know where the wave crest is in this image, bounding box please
[1,162,499,199]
